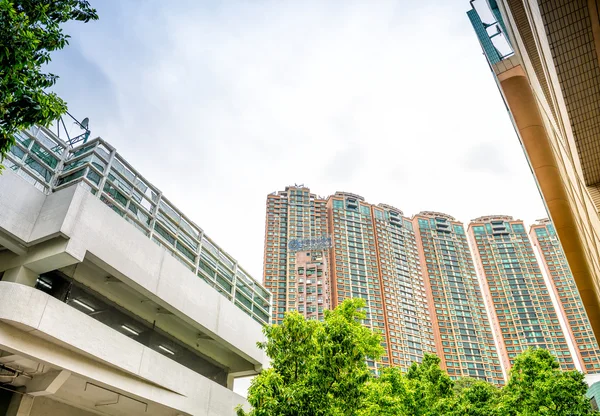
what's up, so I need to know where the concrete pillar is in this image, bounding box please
[1,266,38,287]
[499,67,600,339]
[227,370,258,390]
[5,391,34,416]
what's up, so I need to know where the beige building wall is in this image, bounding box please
[471,0,600,339]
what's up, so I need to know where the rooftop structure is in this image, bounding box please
[3,125,271,326]
[0,124,269,415]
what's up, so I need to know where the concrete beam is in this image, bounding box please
[0,232,26,256]
[26,369,71,396]
[0,238,81,274]
[2,267,38,287]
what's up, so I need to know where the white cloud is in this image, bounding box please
[50,0,546,279]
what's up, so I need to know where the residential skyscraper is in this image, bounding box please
[263,186,329,324]
[467,0,600,339]
[414,212,504,385]
[370,203,435,370]
[263,186,600,381]
[326,192,392,371]
[530,219,600,374]
[468,216,575,376]
[327,192,435,372]
[265,188,437,372]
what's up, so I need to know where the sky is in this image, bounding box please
[49,0,545,291]
[45,0,549,396]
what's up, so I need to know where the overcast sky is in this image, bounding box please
[49,0,546,284]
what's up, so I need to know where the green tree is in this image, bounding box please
[237,298,383,416]
[238,305,597,416]
[498,348,597,416]
[451,378,500,416]
[0,0,98,170]
[361,354,458,416]
[359,367,411,416]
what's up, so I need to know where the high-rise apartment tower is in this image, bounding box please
[414,212,504,384]
[468,216,574,376]
[263,186,600,381]
[263,186,329,324]
[530,219,600,373]
[327,193,436,371]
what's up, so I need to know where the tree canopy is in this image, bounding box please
[0,0,98,170]
[239,300,598,416]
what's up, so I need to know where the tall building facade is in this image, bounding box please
[263,186,600,381]
[468,216,574,376]
[326,192,395,371]
[370,203,435,370]
[294,249,330,321]
[263,186,329,324]
[414,212,504,385]
[265,189,438,372]
[531,219,600,373]
[326,193,436,371]
[468,0,600,339]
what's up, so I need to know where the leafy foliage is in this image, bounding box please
[498,348,596,416]
[0,0,98,170]
[239,301,598,416]
[237,298,383,416]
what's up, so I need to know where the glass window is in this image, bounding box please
[14,131,32,147]
[176,241,196,262]
[86,169,101,185]
[127,202,151,226]
[90,155,107,172]
[512,224,525,233]
[9,145,26,160]
[71,143,95,159]
[154,223,175,245]
[104,182,128,207]
[111,158,135,183]
[31,142,58,168]
[57,167,86,186]
[63,155,91,173]
[333,200,344,209]
[472,226,485,234]
[24,157,52,182]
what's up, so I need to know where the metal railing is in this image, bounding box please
[5,125,271,325]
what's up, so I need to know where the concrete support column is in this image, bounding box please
[227,370,259,390]
[5,391,34,416]
[499,67,600,339]
[1,266,38,287]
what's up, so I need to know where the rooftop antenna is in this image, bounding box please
[66,116,91,148]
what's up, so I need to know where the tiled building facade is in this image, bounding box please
[468,216,574,375]
[263,186,329,324]
[414,212,504,385]
[530,220,600,373]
